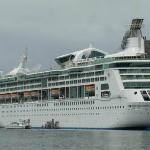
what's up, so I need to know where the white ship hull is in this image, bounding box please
[1,99,150,129]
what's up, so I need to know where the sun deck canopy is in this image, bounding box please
[55,46,108,68]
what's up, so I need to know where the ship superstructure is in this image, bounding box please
[0,19,150,128]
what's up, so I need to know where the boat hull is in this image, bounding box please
[0,99,150,129]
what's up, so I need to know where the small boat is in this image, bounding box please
[6,119,31,129]
[44,119,60,129]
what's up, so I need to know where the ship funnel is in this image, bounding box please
[106,19,145,58]
[121,18,144,52]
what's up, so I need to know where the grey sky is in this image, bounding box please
[0,0,149,73]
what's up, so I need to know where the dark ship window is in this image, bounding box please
[89,51,105,58]
[140,91,150,101]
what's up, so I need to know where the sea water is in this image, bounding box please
[0,129,150,150]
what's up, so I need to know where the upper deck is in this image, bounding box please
[0,18,149,104]
[0,55,150,81]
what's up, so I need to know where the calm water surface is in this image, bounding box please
[0,129,150,150]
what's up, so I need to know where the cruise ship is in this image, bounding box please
[0,18,150,129]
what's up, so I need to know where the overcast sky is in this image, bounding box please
[0,0,149,73]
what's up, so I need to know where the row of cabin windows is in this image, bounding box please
[2,103,49,108]
[0,78,16,84]
[2,105,125,114]
[48,71,104,81]
[121,75,150,80]
[25,67,102,79]
[54,100,95,106]
[54,105,125,110]
[48,77,106,87]
[1,101,94,109]
[0,79,41,88]
[114,56,142,60]
[26,71,60,79]
[0,65,103,84]
[119,69,150,74]
[1,99,95,109]
[1,61,149,87]
[123,82,150,89]
[0,95,49,104]
[0,66,103,87]
[3,111,126,117]
[109,62,150,68]
[0,98,38,104]
[0,76,106,92]
[0,84,41,92]
[2,107,95,113]
[9,79,41,87]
